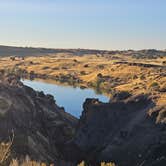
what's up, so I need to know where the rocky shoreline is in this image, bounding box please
[0,74,165,166]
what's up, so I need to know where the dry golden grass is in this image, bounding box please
[0,133,14,165]
[0,142,12,165]
[0,53,164,165]
[78,161,116,166]
[0,53,165,108]
[9,156,54,166]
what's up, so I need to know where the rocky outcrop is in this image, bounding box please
[0,74,78,164]
[0,74,165,166]
[73,95,166,166]
[114,61,165,68]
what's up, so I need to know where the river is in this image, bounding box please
[22,79,109,117]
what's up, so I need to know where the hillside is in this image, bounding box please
[0,46,165,165]
[0,74,165,166]
[0,45,165,58]
[0,74,78,165]
[0,47,165,109]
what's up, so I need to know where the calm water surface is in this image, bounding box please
[22,79,109,118]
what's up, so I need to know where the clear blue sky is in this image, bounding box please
[0,0,165,50]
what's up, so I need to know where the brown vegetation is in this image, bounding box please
[0,51,165,107]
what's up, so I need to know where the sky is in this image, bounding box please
[0,0,165,50]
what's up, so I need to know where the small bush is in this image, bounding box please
[140,75,145,80]
[159,83,166,92]
[98,65,105,69]
[61,66,68,70]
[97,73,103,78]
[80,71,86,75]
[10,57,15,61]
[111,91,131,100]
[150,82,159,87]
[52,67,59,70]
[84,64,89,68]
[132,75,138,79]
[162,61,166,65]
[42,66,50,70]
[156,108,166,123]
[73,59,78,63]
[150,82,160,91]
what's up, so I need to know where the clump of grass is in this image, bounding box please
[150,82,160,91]
[80,71,86,75]
[101,162,116,166]
[78,161,116,166]
[10,156,54,166]
[156,108,166,124]
[159,83,166,92]
[0,142,12,165]
[140,75,145,80]
[0,132,14,165]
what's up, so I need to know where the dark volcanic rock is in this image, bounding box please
[0,74,165,166]
[0,74,78,164]
[73,95,166,166]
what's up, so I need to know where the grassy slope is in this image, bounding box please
[0,52,165,107]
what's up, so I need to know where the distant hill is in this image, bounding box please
[0,45,165,58]
[0,45,106,57]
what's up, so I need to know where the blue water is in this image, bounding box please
[22,79,109,118]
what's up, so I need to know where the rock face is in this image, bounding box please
[73,96,166,166]
[0,74,78,164]
[0,74,165,166]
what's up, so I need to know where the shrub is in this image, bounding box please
[52,67,59,70]
[29,61,33,65]
[30,71,35,75]
[42,66,50,70]
[132,75,138,79]
[73,59,78,62]
[156,108,166,123]
[61,66,68,70]
[80,71,86,75]
[10,57,15,61]
[94,77,102,89]
[162,61,166,65]
[150,82,160,91]
[84,64,89,68]
[111,91,131,100]
[97,73,103,78]
[140,75,145,80]
[98,65,105,69]
[150,82,159,87]
[159,83,166,92]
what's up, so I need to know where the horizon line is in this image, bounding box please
[0,44,165,52]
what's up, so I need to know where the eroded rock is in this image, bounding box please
[0,74,78,164]
[73,95,166,166]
